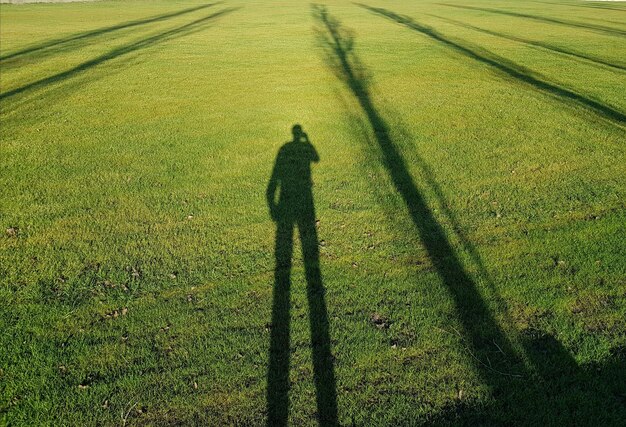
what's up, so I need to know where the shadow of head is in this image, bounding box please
[291,124,307,142]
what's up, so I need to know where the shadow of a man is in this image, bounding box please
[265,125,338,426]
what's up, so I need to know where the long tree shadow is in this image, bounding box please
[314,0,528,410]
[525,2,626,27]
[530,0,626,16]
[0,2,219,65]
[428,14,626,72]
[438,3,626,37]
[317,4,626,424]
[565,2,626,13]
[358,4,625,125]
[0,7,239,102]
[530,0,626,13]
[266,125,338,426]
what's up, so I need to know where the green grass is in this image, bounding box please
[1,0,625,425]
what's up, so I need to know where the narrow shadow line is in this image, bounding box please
[0,8,239,102]
[428,14,626,72]
[0,3,219,63]
[530,0,626,13]
[585,15,626,28]
[578,4,626,13]
[358,5,625,125]
[314,2,524,385]
[438,3,626,37]
[266,125,338,426]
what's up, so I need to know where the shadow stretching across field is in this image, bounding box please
[358,5,625,125]
[314,0,526,398]
[568,2,626,13]
[531,0,626,13]
[0,7,239,102]
[528,1,626,26]
[429,14,626,72]
[266,126,338,426]
[0,2,220,64]
[316,4,626,424]
[530,0,626,12]
[438,3,626,37]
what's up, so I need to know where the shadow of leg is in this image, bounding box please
[267,219,294,426]
[300,213,338,425]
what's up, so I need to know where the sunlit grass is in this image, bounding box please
[1,0,625,424]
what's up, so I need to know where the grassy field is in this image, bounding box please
[1,0,625,425]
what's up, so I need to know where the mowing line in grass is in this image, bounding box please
[0,8,239,103]
[0,2,220,64]
[359,5,625,126]
[438,3,626,37]
[428,14,626,73]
